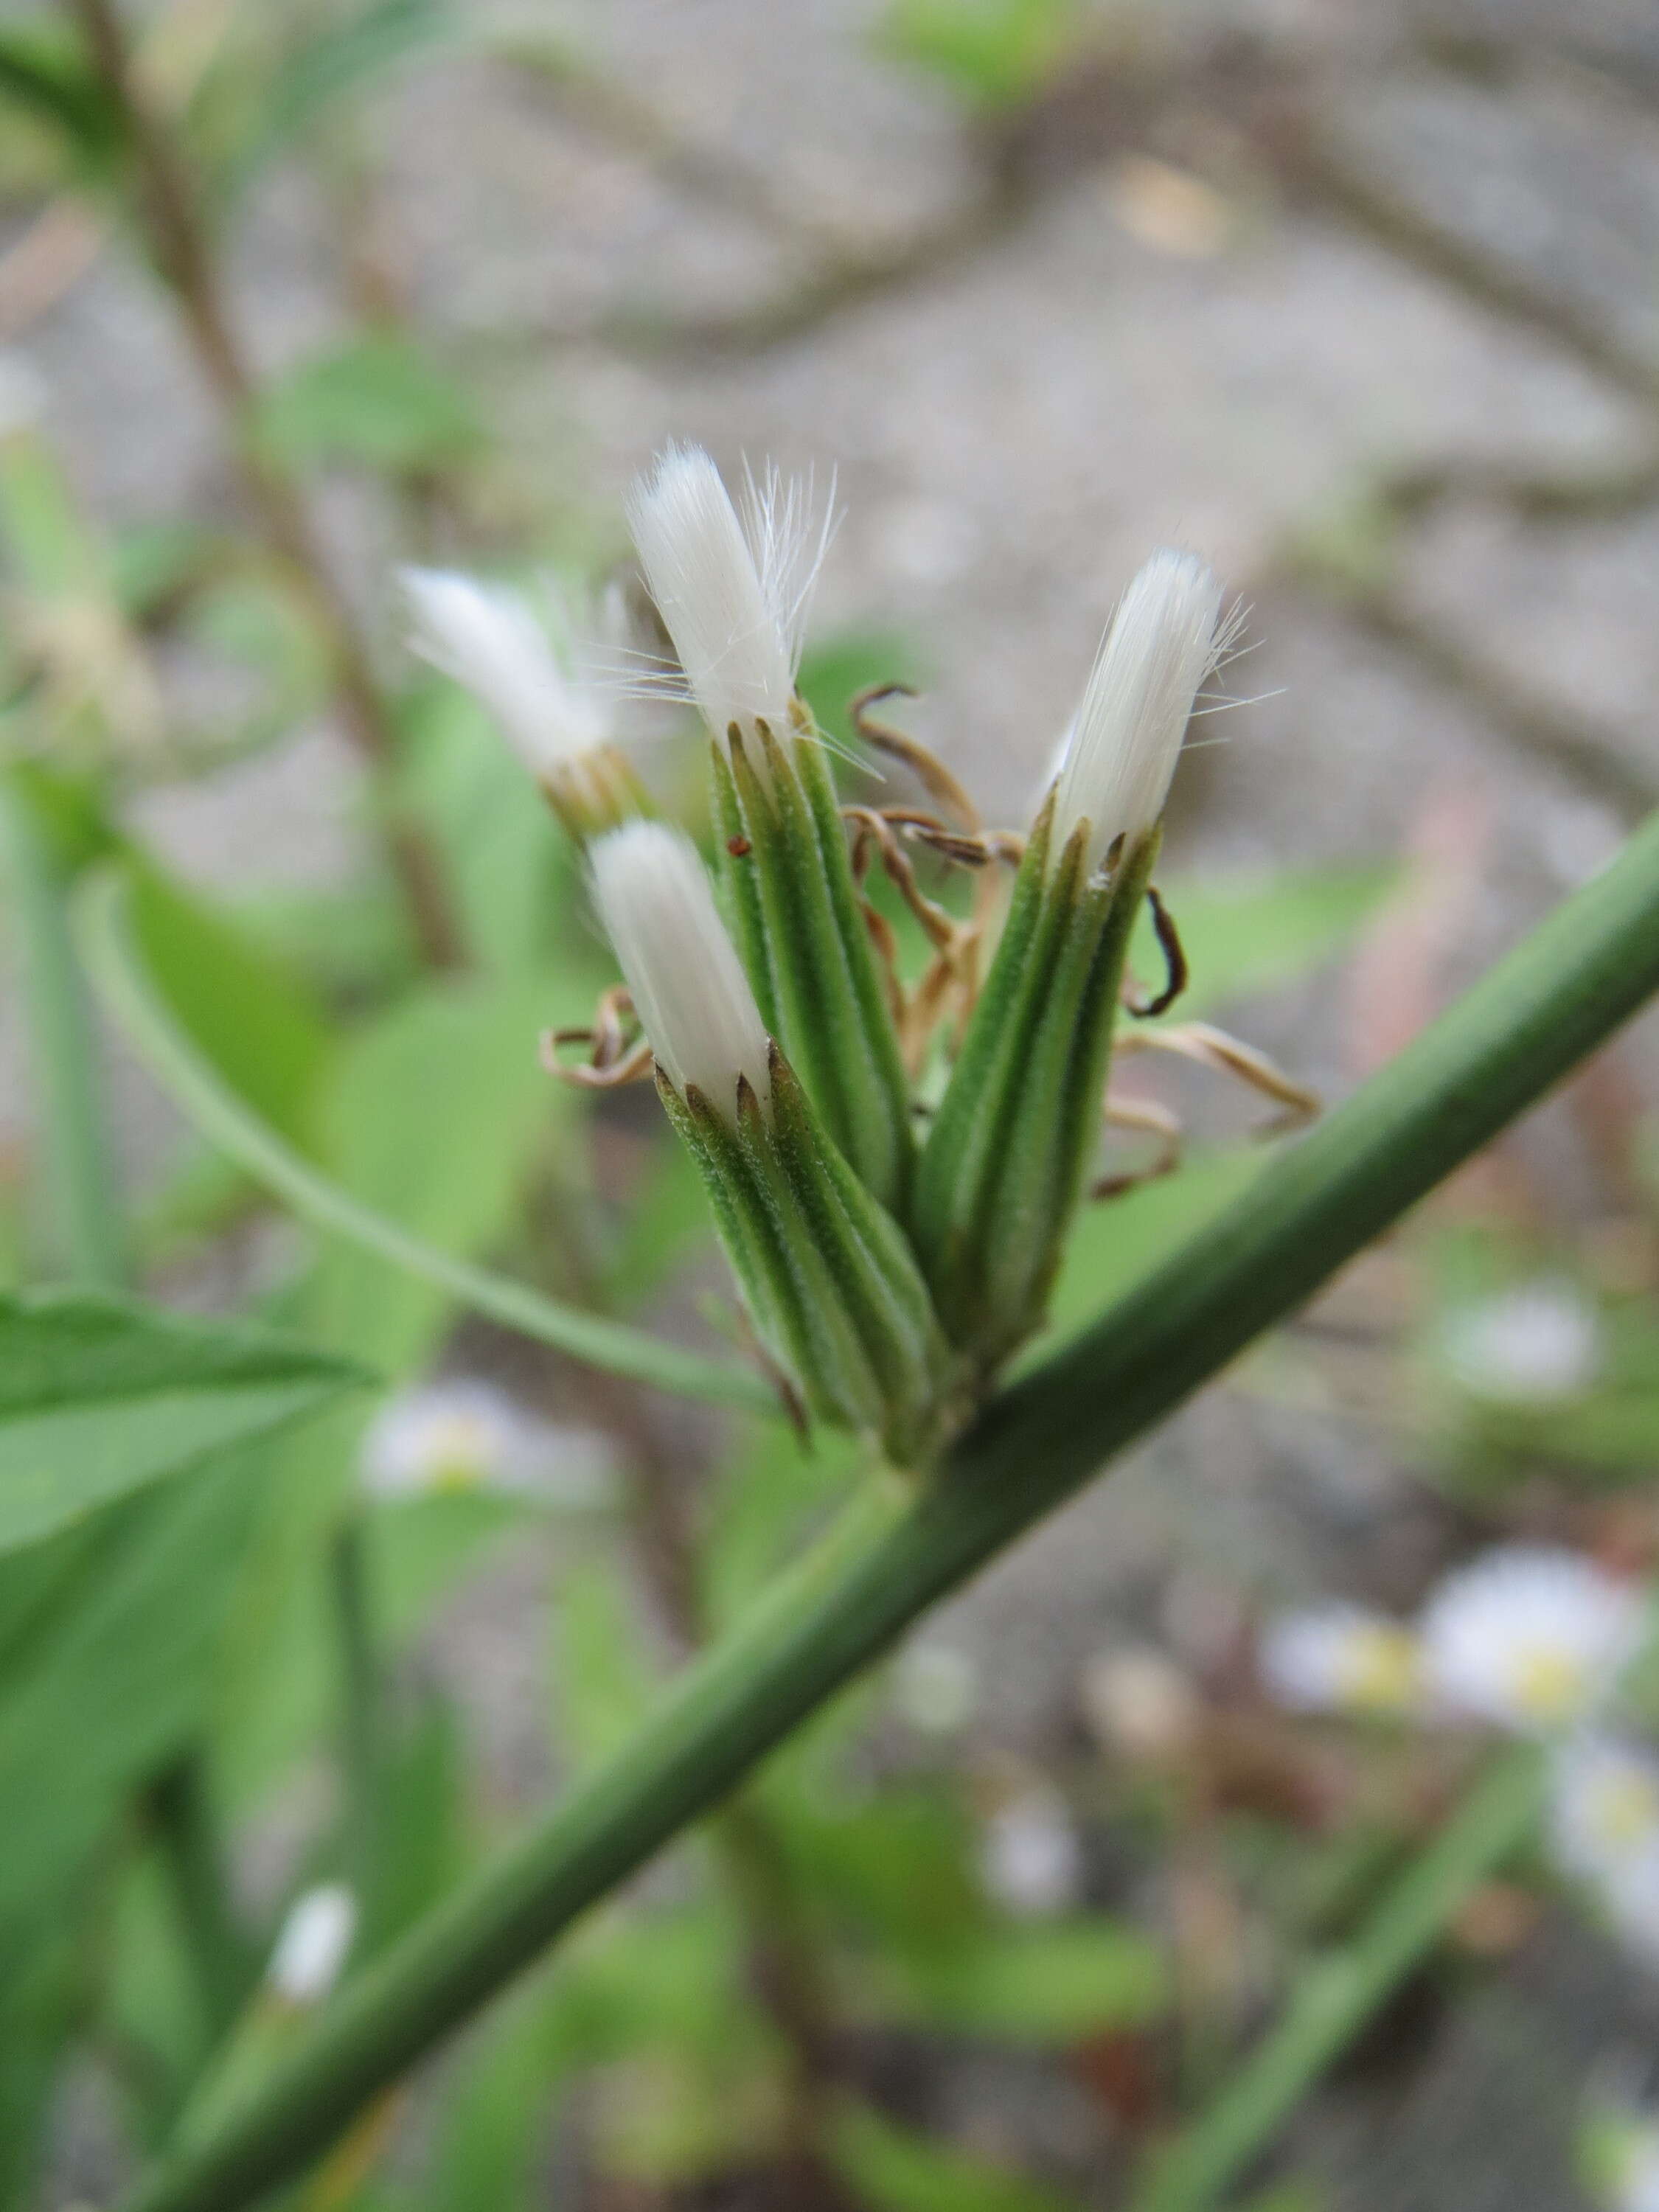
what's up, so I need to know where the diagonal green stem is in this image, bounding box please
[1134,1744,1545,2211]
[121,806,1659,2212]
[75,869,776,1417]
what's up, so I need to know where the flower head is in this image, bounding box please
[1443,1279,1601,1408]
[1550,1735,1659,1896]
[979,1787,1083,1919]
[625,443,830,747]
[361,1380,613,1503]
[400,568,641,832]
[267,1884,356,2007]
[1421,1545,1644,1734]
[1051,549,1230,876]
[1259,1603,1422,1719]
[588,819,773,1118]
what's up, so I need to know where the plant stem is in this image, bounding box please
[330,1517,383,1899]
[78,866,777,1416]
[1134,1745,1545,2211]
[122,807,1659,2212]
[0,779,124,1286]
[146,1754,256,2043]
[63,0,463,971]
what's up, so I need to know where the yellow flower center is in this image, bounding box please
[423,1416,495,1492]
[1340,1627,1419,1714]
[1510,1644,1588,1723]
[1587,1773,1659,1855]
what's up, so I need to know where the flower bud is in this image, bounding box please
[401,568,647,838]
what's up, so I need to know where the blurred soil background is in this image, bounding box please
[7,1,1659,2204]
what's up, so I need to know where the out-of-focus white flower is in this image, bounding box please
[1080,1645,1202,1760]
[1551,1736,1659,1893]
[1258,1604,1422,1719]
[1050,549,1234,876]
[892,1641,979,1735]
[979,1787,1083,1919]
[1443,1279,1602,1408]
[1551,1737,1659,1970]
[267,1884,356,2006]
[625,443,831,748]
[361,1381,613,1504]
[589,819,774,1119]
[401,568,644,832]
[1421,1546,1644,1734]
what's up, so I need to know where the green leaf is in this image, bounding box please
[886,1918,1167,2042]
[0,1290,368,1554]
[252,334,481,474]
[233,0,453,178]
[554,1554,658,1769]
[875,0,1080,111]
[834,2102,1085,2212]
[126,863,333,1150]
[1137,863,1399,1021]
[0,24,123,167]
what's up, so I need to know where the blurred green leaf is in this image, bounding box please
[876,0,1079,111]
[884,1917,1167,2042]
[0,1447,263,1936]
[1135,863,1399,1022]
[835,2101,1085,2212]
[253,334,481,474]
[554,1552,658,1769]
[229,0,453,179]
[799,630,925,759]
[421,1988,554,2212]
[0,23,123,167]
[0,1289,366,1554]
[127,862,333,1150]
[1039,1147,1265,1352]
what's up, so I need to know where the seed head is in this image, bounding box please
[625,443,830,746]
[588,820,773,1117]
[1051,549,1228,874]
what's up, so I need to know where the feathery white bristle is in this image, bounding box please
[268,1884,356,2006]
[625,444,830,741]
[400,567,612,779]
[589,821,772,1116]
[1420,1545,1644,1734]
[1051,549,1230,874]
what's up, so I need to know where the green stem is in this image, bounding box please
[1135,1745,1545,2212]
[77,868,776,1419]
[122,806,1659,2212]
[330,1517,383,1902]
[0,780,124,1287]
[146,1755,257,2043]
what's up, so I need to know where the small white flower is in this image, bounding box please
[588,819,773,1119]
[1051,549,1232,876]
[268,1884,356,2006]
[892,1641,979,1735]
[361,1381,613,1504]
[1551,1736,1659,1892]
[1443,1279,1601,1408]
[625,443,831,748]
[1420,1545,1644,1734]
[979,1787,1083,1919]
[1258,1604,1422,1719]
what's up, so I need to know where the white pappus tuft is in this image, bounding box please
[1258,1603,1422,1719]
[1051,549,1232,875]
[1420,1545,1645,1735]
[267,1883,356,2007]
[625,443,832,746]
[588,820,773,1117]
[400,568,639,832]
